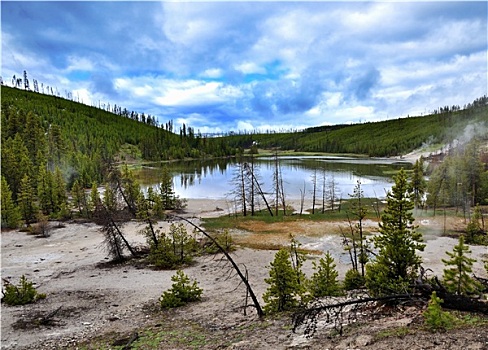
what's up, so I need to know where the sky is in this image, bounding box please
[1,1,487,134]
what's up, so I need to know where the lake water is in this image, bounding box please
[134,156,412,201]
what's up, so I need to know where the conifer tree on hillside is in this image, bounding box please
[366,168,425,296]
[17,174,37,225]
[1,176,21,228]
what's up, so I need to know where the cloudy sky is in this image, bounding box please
[2,1,487,133]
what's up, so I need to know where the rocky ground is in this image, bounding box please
[1,199,487,349]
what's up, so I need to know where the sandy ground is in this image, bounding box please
[1,199,487,349]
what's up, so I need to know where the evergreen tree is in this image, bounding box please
[308,251,341,297]
[89,181,101,214]
[71,179,89,217]
[160,270,203,309]
[17,174,37,225]
[52,167,68,217]
[103,183,118,213]
[1,134,33,199]
[37,165,53,214]
[366,168,425,296]
[423,291,455,332]
[442,235,480,295]
[465,205,486,244]
[118,165,142,216]
[159,166,176,210]
[263,249,302,314]
[410,158,426,211]
[1,175,21,228]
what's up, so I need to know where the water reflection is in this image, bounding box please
[135,156,411,200]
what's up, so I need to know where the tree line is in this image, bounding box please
[222,95,487,157]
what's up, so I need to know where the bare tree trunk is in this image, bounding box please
[321,169,326,214]
[240,162,247,217]
[311,169,317,214]
[110,217,137,257]
[174,215,264,317]
[300,182,306,216]
[250,156,255,216]
[279,166,287,215]
[244,163,273,216]
[274,153,279,216]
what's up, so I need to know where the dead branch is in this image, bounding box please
[171,215,264,317]
[122,332,139,350]
[293,294,415,336]
[39,306,62,325]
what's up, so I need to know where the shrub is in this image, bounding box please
[34,212,51,237]
[149,223,199,269]
[160,270,203,309]
[344,268,365,290]
[2,275,46,306]
[423,291,455,332]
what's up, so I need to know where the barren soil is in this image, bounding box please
[1,199,487,349]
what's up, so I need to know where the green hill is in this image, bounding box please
[1,86,236,191]
[223,97,488,157]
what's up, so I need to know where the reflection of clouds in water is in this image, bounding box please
[141,157,409,200]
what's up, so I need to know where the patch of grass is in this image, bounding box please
[452,312,488,328]
[374,326,414,340]
[202,198,383,233]
[81,323,209,350]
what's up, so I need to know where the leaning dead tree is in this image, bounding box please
[293,293,414,336]
[171,215,264,317]
[293,276,488,337]
[94,203,137,261]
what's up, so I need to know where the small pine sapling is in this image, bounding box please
[309,251,341,297]
[423,291,455,332]
[442,235,480,295]
[343,268,365,291]
[2,275,46,306]
[263,249,302,314]
[160,270,202,309]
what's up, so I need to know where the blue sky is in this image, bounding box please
[2,1,487,133]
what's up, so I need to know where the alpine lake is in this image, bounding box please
[133,155,413,202]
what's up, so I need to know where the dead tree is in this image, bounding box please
[96,204,137,261]
[293,275,488,338]
[310,169,317,214]
[293,294,414,336]
[244,162,273,216]
[172,215,264,317]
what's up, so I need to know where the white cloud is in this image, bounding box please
[200,68,223,79]
[236,120,254,131]
[115,76,244,108]
[64,56,94,72]
[234,62,266,75]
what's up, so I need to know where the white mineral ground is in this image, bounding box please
[1,197,487,349]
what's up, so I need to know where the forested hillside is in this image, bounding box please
[1,86,236,190]
[1,86,488,227]
[223,96,488,157]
